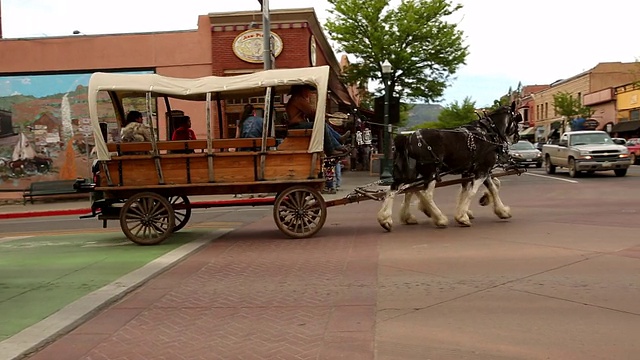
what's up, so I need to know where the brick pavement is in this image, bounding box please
[24,176,382,360]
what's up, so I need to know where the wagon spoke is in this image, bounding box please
[128,204,145,217]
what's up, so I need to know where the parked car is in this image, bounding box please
[509,140,542,168]
[626,138,640,165]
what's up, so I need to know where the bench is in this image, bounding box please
[23,180,81,205]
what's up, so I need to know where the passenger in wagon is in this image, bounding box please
[171,116,196,154]
[238,104,264,139]
[285,84,349,157]
[120,110,152,143]
[171,116,197,141]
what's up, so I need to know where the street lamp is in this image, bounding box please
[380,59,393,183]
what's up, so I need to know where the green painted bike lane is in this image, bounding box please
[0,228,222,342]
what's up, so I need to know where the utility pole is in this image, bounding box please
[259,0,272,70]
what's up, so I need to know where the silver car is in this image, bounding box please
[509,141,542,168]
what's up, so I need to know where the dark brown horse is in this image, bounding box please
[377,102,521,231]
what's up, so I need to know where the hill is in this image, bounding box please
[403,103,443,130]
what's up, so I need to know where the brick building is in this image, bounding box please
[0,8,359,140]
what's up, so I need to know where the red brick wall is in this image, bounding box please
[211,23,323,73]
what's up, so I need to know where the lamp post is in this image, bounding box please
[380,59,393,183]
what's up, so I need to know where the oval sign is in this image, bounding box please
[232,29,283,64]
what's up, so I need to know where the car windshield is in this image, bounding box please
[570,133,613,146]
[510,142,535,150]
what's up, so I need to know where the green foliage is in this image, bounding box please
[325,0,468,103]
[488,82,522,111]
[552,91,594,119]
[414,97,476,129]
[404,103,443,129]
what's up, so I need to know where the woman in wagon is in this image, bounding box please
[120,110,152,142]
[285,84,350,157]
[236,104,264,139]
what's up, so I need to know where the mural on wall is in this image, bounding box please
[0,71,152,190]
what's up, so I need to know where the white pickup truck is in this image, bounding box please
[542,130,631,177]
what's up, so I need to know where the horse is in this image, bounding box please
[377,101,521,231]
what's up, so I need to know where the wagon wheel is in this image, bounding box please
[168,195,191,232]
[120,192,175,245]
[273,185,327,239]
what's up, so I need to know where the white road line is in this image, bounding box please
[525,172,578,183]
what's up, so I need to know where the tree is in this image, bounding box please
[325,0,468,103]
[552,91,593,121]
[414,97,477,129]
[489,82,522,111]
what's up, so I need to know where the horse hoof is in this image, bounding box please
[479,194,491,206]
[401,215,418,225]
[380,222,393,232]
[455,216,471,227]
[467,210,475,219]
[496,206,512,219]
[434,217,449,228]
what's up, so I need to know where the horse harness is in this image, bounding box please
[410,112,515,181]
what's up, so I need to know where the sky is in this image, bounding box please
[2,0,639,107]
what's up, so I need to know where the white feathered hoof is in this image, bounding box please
[496,206,512,219]
[400,213,418,225]
[454,214,472,227]
[467,210,475,219]
[479,193,491,206]
[433,216,449,228]
[379,219,393,232]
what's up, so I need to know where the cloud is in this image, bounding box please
[11,91,22,96]
[21,78,31,85]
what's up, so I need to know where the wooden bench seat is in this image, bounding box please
[106,138,276,155]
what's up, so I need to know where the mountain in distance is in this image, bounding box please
[403,103,443,129]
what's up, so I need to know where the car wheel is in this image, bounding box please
[545,156,556,174]
[614,169,627,177]
[568,158,580,178]
[630,153,637,165]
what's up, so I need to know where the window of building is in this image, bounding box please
[631,109,639,121]
[544,102,548,119]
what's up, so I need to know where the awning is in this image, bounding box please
[611,120,640,133]
[519,127,535,136]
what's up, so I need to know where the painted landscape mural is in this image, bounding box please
[0,71,152,191]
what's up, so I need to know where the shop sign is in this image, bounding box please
[232,29,283,64]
